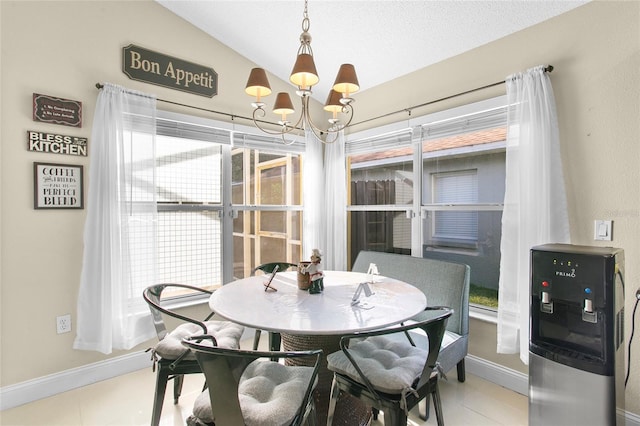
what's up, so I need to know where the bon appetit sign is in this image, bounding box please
[122,44,218,97]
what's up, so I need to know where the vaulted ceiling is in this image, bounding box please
[156,0,589,101]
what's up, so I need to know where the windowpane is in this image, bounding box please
[154,135,223,290]
[349,146,413,206]
[232,147,303,278]
[349,211,411,266]
[127,129,225,296]
[259,165,286,205]
[157,135,221,204]
[421,127,506,308]
[157,211,222,289]
[423,210,502,306]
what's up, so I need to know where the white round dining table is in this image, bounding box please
[209,270,427,426]
[209,270,427,335]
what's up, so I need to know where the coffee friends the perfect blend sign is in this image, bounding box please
[33,162,83,209]
[122,44,217,97]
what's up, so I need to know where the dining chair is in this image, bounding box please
[182,335,322,426]
[143,284,245,426]
[326,306,453,426]
[352,250,470,383]
[251,262,298,351]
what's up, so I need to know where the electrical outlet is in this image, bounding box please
[56,314,72,334]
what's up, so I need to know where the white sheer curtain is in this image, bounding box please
[323,131,347,270]
[497,66,571,364]
[302,129,325,260]
[73,83,158,354]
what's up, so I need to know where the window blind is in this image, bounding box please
[421,106,507,141]
[233,132,306,154]
[346,128,414,156]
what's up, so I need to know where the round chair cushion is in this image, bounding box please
[154,321,244,360]
[192,359,316,426]
[326,335,427,394]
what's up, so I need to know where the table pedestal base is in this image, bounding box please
[281,333,372,426]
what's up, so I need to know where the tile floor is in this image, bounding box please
[1,334,527,426]
[0,366,527,426]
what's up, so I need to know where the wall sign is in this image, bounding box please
[33,162,83,209]
[27,131,87,156]
[122,44,218,97]
[33,93,82,128]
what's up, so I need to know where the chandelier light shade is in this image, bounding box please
[245,0,359,144]
[290,53,319,88]
[273,92,295,122]
[245,68,272,103]
[333,64,360,99]
[323,89,343,120]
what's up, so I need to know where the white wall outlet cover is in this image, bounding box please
[56,314,72,334]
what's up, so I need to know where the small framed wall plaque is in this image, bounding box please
[33,93,82,128]
[33,162,84,209]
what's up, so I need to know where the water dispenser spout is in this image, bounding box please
[540,291,553,314]
[582,298,597,323]
[584,298,593,313]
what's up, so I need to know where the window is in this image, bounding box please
[346,97,507,308]
[128,113,305,299]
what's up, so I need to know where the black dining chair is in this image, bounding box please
[143,284,245,426]
[250,262,298,351]
[326,306,453,426]
[182,335,321,426]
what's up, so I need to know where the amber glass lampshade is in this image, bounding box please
[290,53,319,88]
[245,68,272,101]
[273,92,295,120]
[332,64,359,97]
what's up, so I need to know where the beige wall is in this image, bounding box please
[1,0,638,415]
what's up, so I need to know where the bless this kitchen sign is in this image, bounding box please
[122,44,218,97]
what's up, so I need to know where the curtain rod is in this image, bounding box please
[95,82,271,127]
[350,65,554,128]
[96,65,553,131]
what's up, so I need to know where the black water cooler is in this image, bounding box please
[529,244,625,426]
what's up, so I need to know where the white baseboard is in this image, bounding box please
[466,354,640,426]
[0,351,151,411]
[2,351,639,426]
[466,353,529,395]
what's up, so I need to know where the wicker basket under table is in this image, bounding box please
[281,333,372,426]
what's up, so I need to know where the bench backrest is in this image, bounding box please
[352,251,470,336]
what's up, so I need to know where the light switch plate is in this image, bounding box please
[594,220,612,241]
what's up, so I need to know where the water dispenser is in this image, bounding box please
[529,244,625,425]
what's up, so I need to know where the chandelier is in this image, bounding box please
[244,0,360,144]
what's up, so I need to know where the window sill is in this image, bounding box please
[470,304,498,324]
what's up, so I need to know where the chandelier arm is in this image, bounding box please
[251,107,302,137]
[298,95,331,142]
[304,101,353,144]
[280,133,297,146]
